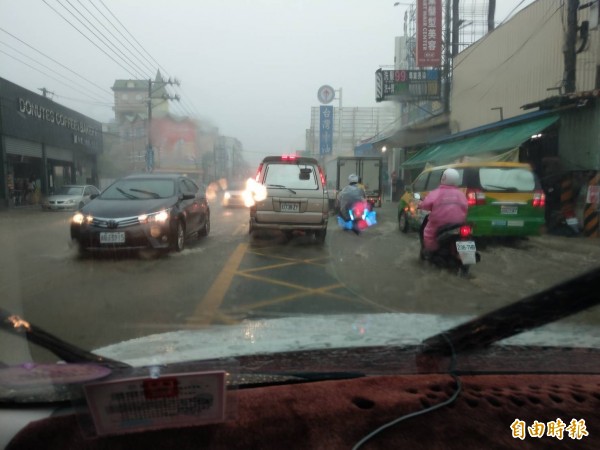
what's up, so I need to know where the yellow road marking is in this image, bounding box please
[242,261,298,273]
[187,242,248,325]
[247,250,329,266]
[239,283,351,311]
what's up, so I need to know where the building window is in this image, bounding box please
[136,94,143,100]
[596,65,600,89]
[122,94,129,100]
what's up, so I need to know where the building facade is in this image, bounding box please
[0,77,102,208]
[306,106,397,158]
[407,0,600,235]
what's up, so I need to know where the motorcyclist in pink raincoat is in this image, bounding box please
[419,168,468,253]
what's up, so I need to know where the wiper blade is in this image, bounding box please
[420,266,600,356]
[0,308,130,370]
[116,187,139,199]
[267,184,296,194]
[130,188,161,198]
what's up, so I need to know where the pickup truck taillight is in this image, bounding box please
[318,166,326,186]
[533,190,546,208]
[255,163,263,182]
[466,189,486,207]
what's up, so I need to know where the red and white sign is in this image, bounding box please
[416,0,442,68]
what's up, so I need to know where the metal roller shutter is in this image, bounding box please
[4,136,42,157]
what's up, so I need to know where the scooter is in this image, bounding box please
[419,215,481,277]
[337,200,377,233]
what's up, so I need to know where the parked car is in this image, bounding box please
[398,162,546,238]
[221,180,248,208]
[42,184,100,211]
[70,173,210,255]
[248,155,329,243]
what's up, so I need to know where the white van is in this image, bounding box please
[249,156,329,243]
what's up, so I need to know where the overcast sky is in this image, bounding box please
[1,0,534,164]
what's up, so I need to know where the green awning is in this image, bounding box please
[402,114,559,169]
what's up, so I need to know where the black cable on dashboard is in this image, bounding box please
[351,333,461,450]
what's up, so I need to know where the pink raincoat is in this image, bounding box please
[419,185,468,251]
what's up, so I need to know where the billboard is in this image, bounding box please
[375,69,441,102]
[416,0,442,67]
[319,105,333,155]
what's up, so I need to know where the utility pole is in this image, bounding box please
[38,88,54,98]
[564,0,580,94]
[488,0,496,32]
[146,76,181,172]
[443,0,452,114]
[336,88,343,154]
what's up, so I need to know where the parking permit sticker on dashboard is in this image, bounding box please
[84,370,227,436]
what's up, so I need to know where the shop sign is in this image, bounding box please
[375,69,441,102]
[416,0,442,68]
[18,97,101,139]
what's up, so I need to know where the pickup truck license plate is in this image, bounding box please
[100,232,126,244]
[501,206,518,215]
[456,241,477,265]
[281,203,299,212]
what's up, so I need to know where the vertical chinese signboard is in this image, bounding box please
[319,105,333,155]
[416,0,442,67]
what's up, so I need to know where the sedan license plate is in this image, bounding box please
[456,240,477,265]
[501,205,518,215]
[281,202,299,213]
[100,232,125,244]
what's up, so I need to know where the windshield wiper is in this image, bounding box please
[116,187,139,199]
[0,308,130,370]
[482,185,518,191]
[130,188,161,198]
[267,184,296,194]
[420,266,600,356]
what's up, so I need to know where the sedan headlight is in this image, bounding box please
[139,209,170,224]
[72,213,93,225]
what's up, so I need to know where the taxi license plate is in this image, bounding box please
[501,206,518,215]
[100,232,125,244]
[456,241,477,265]
[281,203,299,212]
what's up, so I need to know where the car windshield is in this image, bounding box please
[2,0,600,446]
[101,179,175,199]
[264,164,318,190]
[54,186,84,196]
[479,168,537,191]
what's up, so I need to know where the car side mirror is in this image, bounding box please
[181,193,195,200]
[90,194,99,200]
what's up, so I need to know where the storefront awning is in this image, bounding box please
[402,114,560,169]
[354,113,450,156]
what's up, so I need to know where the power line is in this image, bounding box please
[53,0,149,79]
[0,41,110,104]
[41,0,141,78]
[0,27,111,97]
[77,0,156,76]
[98,0,170,78]
[0,49,115,108]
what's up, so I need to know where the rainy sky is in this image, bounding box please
[1,0,535,164]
